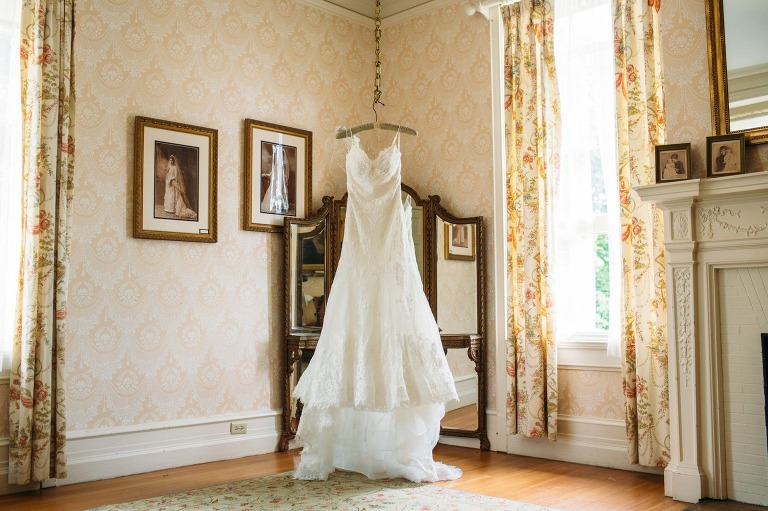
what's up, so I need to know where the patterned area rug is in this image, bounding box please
[90,470,562,510]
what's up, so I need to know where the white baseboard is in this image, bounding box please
[445,373,477,413]
[460,409,663,475]
[57,410,282,486]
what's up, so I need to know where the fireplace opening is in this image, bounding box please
[763,333,767,456]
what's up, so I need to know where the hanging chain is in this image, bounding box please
[372,0,384,119]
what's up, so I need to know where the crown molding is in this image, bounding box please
[297,0,374,25]
[297,0,463,27]
[383,0,463,26]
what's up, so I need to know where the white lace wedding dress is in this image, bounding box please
[292,131,462,483]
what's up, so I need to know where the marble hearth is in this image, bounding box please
[636,172,768,505]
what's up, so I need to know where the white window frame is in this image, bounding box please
[0,1,21,380]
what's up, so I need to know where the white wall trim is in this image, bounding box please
[488,2,509,453]
[383,0,462,26]
[446,373,478,412]
[506,415,663,474]
[297,0,374,26]
[56,409,281,487]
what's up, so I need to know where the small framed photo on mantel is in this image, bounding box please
[655,143,691,183]
[706,133,746,177]
[244,119,312,233]
[133,116,218,243]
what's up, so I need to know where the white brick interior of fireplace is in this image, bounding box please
[718,267,768,506]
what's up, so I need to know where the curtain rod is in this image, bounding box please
[465,0,521,19]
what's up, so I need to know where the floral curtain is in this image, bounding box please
[503,0,559,441]
[9,0,75,484]
[614,0,669,466]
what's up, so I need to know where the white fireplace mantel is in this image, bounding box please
[635,172,768,504]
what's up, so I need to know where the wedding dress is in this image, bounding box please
[292,131,462,483]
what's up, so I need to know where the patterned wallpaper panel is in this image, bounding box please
[558,369,624,419]
[68,0,372,430]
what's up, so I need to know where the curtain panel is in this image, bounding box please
[502,0,560,441]
[9,0,75,484]
[614,0,670,467]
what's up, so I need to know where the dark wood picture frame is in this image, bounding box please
[655,143,692,183]
[706,133,746,177]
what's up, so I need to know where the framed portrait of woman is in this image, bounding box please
[654,143,691,183]
[706,133,746,178]
[243,119,312,233]
[133,116,218,243]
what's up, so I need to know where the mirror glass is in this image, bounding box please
[435,217,479,432]
[337,190,425,282]
[435,218,478,335]
[288,220,326,333]
[723,0,768,132]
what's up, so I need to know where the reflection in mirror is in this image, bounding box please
[708,0,768,143]
[436,217,479,432]
[723,0,768,132]
[436,218,478,334]
[288,221,326,333]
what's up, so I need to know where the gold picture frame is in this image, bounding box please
[445,222,475,261]
[244,119,312,233]
[133,116,218,243]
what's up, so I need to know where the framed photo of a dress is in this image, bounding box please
[133,116,218,243]
[445,222,475,261]
[244,119,312,232]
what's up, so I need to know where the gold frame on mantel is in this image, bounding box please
[706,0,768,144]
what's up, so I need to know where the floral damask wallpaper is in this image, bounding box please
[66,0,373,430]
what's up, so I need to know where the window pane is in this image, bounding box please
[552,0,617,342]
[594,233,610,330]
[0,1,21,371]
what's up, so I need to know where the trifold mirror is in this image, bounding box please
[281,185,487,451]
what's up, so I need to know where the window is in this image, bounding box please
[0,2,21,375]
[551,0,621,353]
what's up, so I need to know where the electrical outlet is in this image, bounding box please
[230,422,247,435]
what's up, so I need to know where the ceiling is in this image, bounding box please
[324,0,436,19]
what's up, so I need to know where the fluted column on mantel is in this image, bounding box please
[635,185,704,503]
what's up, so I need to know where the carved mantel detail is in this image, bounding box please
[672,211,690,240]
[697,205,768,239]
[673,267,693,388]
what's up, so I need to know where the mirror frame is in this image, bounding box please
[283,196,333,336]
[706,0,768,144]
[281,188,489,451]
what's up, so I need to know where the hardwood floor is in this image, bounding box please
[442,404,478,429]
[0,444,692,511]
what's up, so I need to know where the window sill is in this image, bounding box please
[558,332,621,370]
